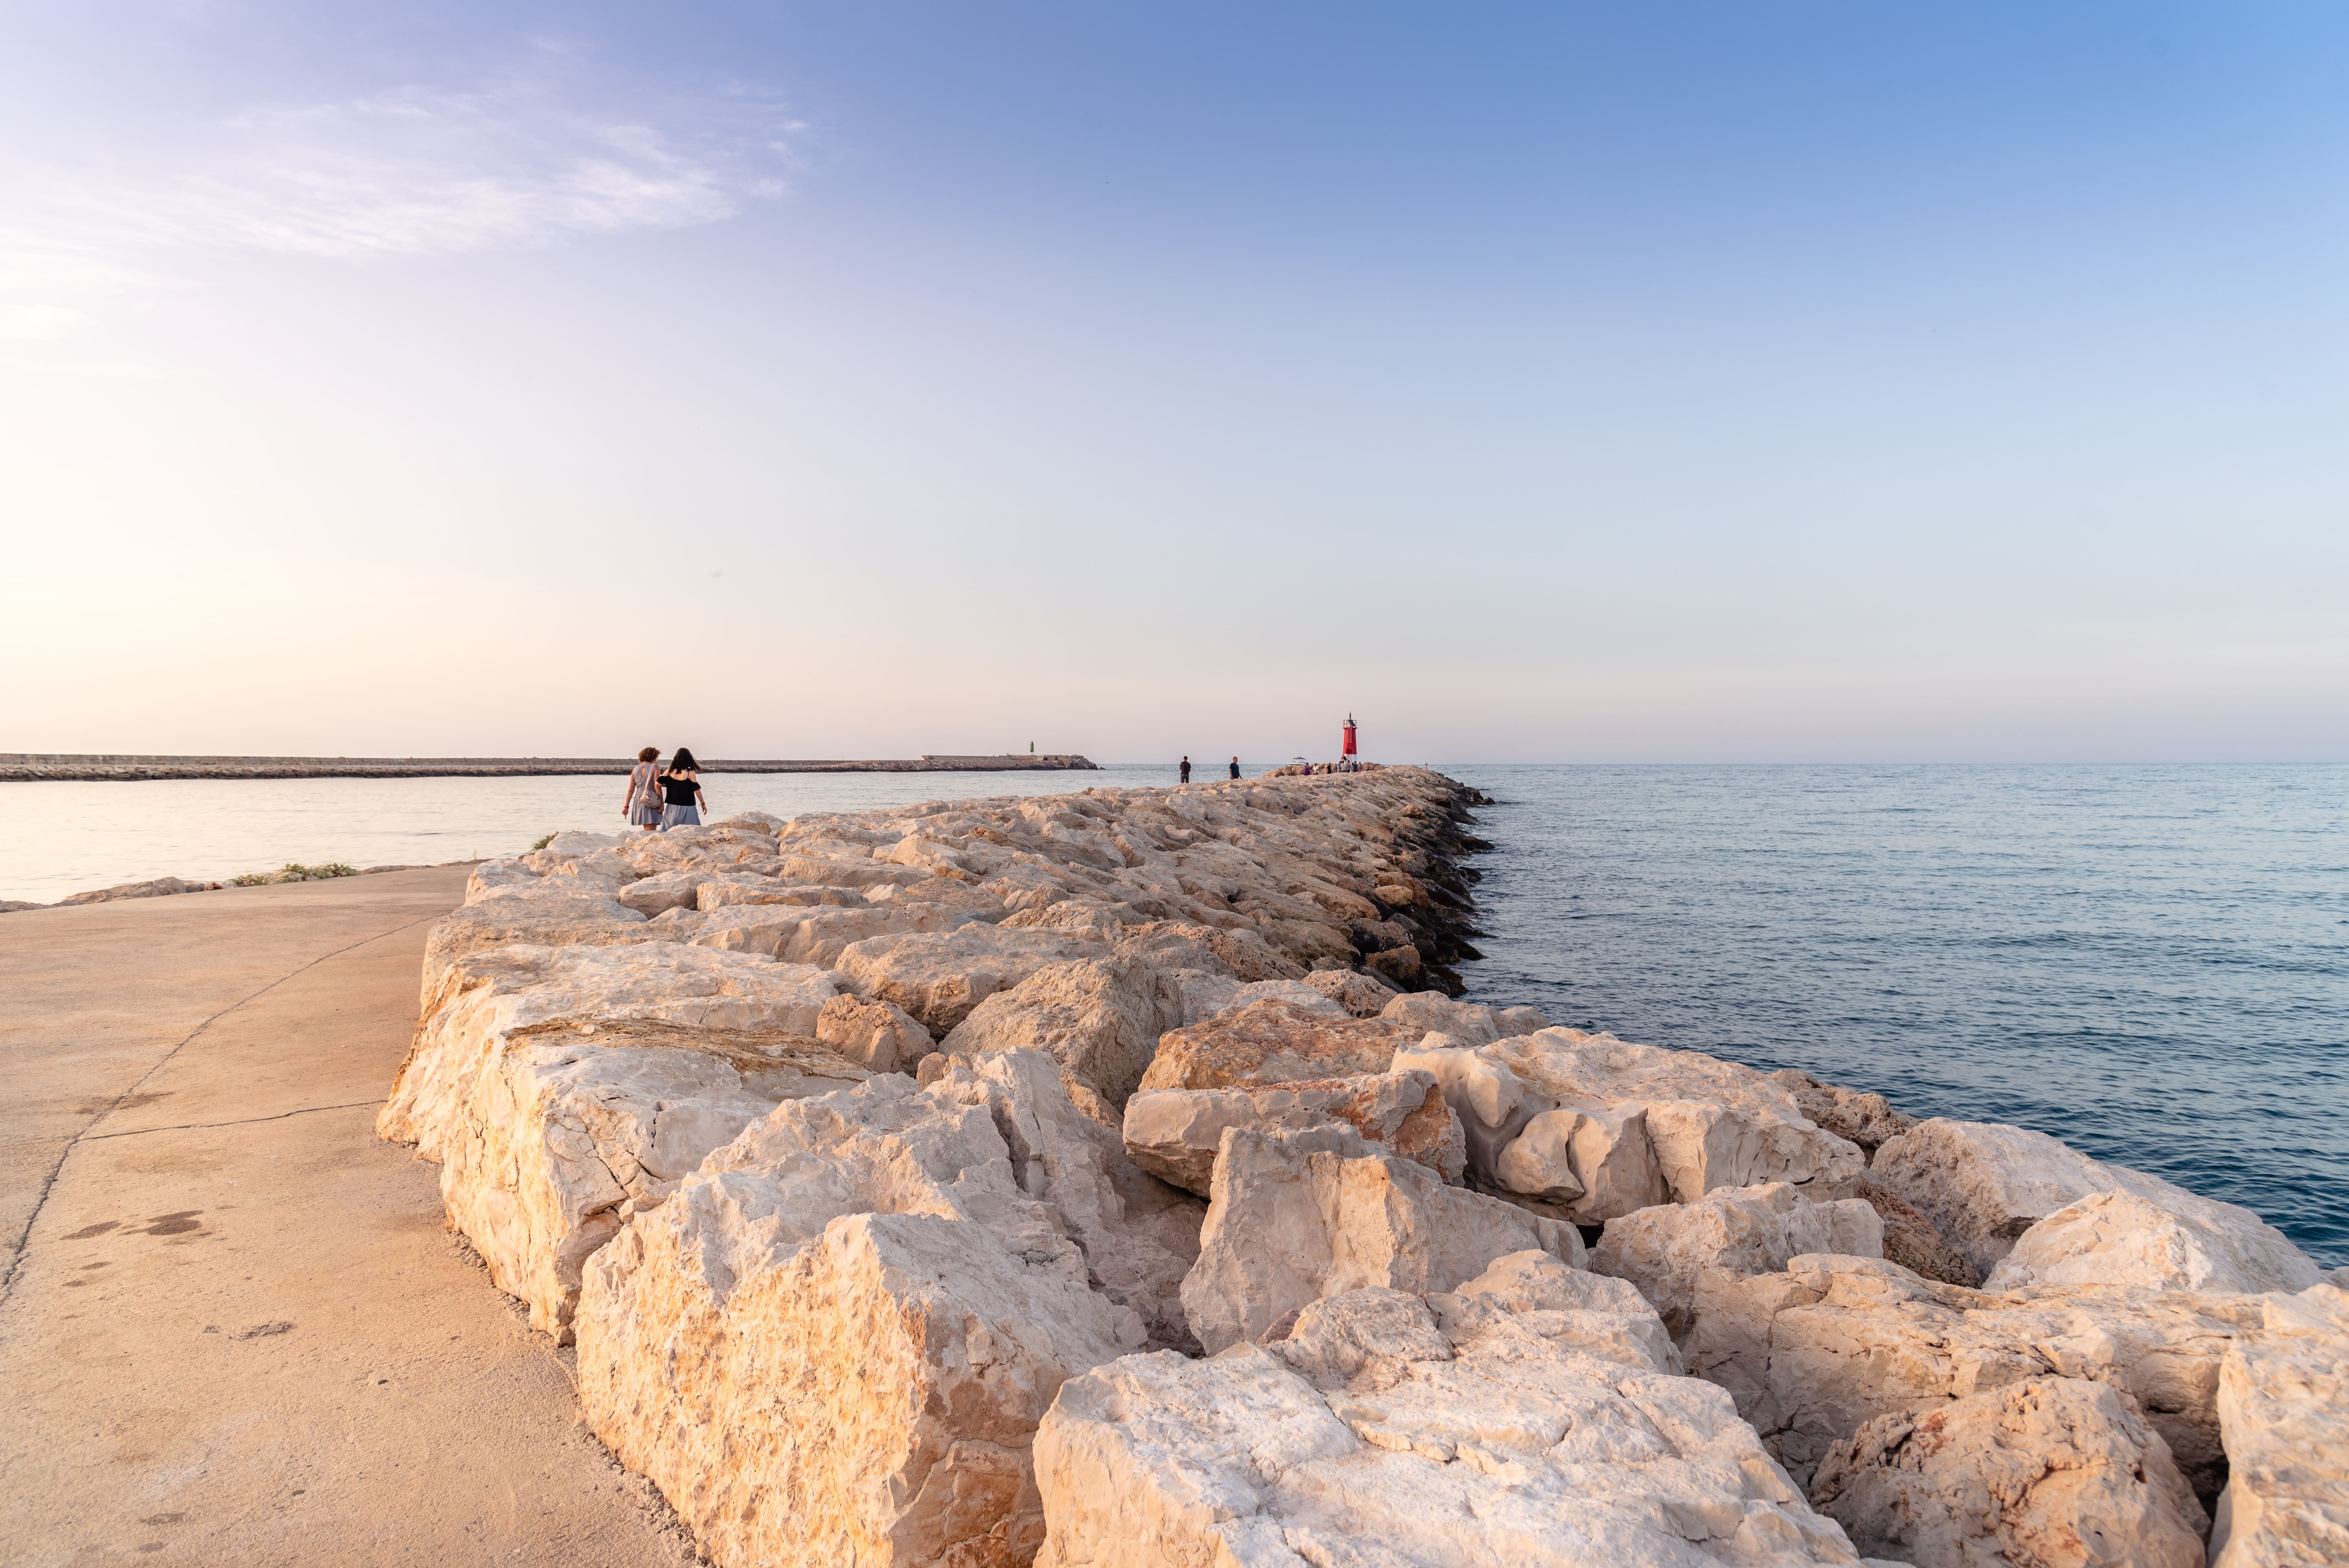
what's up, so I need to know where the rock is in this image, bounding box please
[1299,967,1399,1017]
[1590,1183,1884,1338]
[1363,944,1422,987]
[1135,1000,1421,1093]
[690,902,921,966]
[613,868,713,915]
[1768,1069,1915,1159]
[2208,1283,2349,1568]
[1034,1252,1886,1568]
[925,1050,1205,1353]
[834,924,1110,1036]
[1683,1251,2269,1505]
[1397,1030,1865,1222]
[1378,988,1506,1044]
[574,1067,1148,1567]
[379,943,863,1338]
[1119,1070,1464,1195]
[1494,1003,1551,1035]
[814,992,934,1074]
[693,876,863,911]
[1871,1118,2319,1287]
[421,891,673,986]
[939,957,1187,1120]
[1856,1180,1981,1287]
[0,899,47,912]
[1986,1188,2324,1296]
[1809,1376,2208,1568]
[59,875,201,904]
[1179,1124,1583,1354]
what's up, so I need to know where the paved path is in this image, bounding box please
[0,870,693,1567]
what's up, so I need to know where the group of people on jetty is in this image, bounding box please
[621,747,708,831]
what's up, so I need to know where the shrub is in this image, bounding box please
[229,872,274,887]
[529,833,556,852]
[271,862,359,883]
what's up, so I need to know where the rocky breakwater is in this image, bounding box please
[378,768,2347,1568]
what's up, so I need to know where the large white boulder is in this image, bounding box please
[378,943,863,1338]
[2208,1283,2349,1568]
[1136,999,1422,1093]
[1590,1183,1884,1338]
[575,1063,1150,1568]
[1179,1124,1583,1354]
[690,902,923,966]
[1683,1251,2269,1506]
[939,957,1187,1121]
[1808,1376,2208,1568]
[1873,1118,2319,1288]
[1035,1252,1888,1568]
[813,992,934,1075]
[1121,1069,1464,1196]
[835,924,1111,1035]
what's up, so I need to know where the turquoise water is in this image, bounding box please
[1444,765,2349,1267]
[9,760,2340,1265]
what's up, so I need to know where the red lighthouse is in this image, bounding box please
[1342,715,1358,757]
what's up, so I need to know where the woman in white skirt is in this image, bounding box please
[657,747,708,829]
[622,747,663,830]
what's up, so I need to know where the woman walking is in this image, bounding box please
[622,747,663,830]
[658,747,709,830]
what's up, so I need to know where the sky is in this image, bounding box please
[2,2,2344,764]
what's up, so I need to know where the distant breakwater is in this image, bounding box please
[0,753,1100,783]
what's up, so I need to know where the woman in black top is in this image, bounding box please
[658,747,709,830]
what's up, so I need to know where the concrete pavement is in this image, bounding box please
[0,869,693,1567]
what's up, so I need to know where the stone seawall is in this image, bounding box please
[0,752,1098,782]
[377,767,2346,1568]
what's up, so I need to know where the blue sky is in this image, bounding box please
[3,3,2343,761]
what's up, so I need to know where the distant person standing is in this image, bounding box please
[622,747,663,830]
[1229,757,1241,779]
[1179,755,1192,784]
[658,747,708,830]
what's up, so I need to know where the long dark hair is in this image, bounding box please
[670,747,700,773]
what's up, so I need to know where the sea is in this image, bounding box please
[4,762,2341,1265]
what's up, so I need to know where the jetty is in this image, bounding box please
[0,752,1098,782]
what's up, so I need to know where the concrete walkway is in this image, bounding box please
[0,870,693,1568]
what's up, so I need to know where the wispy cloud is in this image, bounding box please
[67,78,798,259]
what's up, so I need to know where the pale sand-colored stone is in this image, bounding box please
[1136,998,1422,1093]
[1855,1179,1982,1286]
[1684,1252,2267,1505]
[1590,1182,1884,1338]
[423,889,674,985]
[379,943,862,1338]
[1035,1253,1889,1568]
[835,923,1112,1035]
[1377,988,1510,1045]
[1987,1187,2323,1297]
[574,1058,1152,1566]
[940,957,1188,1120]
[1808,1376,2208,1568]
[2208,1283,2349,1568]
[1119,1069,1464,1195]
[690,900,923,965]
[815,991,935,1074]
[1180,1124,1584,1354]
[1768,1069,1915,1159]
[1301,966,1399,1016]
[1871,1117,2319,1287]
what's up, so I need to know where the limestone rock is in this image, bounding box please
[835,924,1111,1036]
[814,992,934,1074]
[1986,1187,2324,1296]
[1768,1069,1915,1159]
[2208,1283,2349,1568]
[940,957,1186,1120]
[379,943,863,1338]
[1495,1003,1552,1035]
[1857,1180,1981,1287]
[422,891,672,985]
[1136,1000,1420,1094]
[1035,1253,1886,1568]
[1363,944,1422,987]
[1590,1183,1884,1338]
[1684,1251,2268,1504]
[613,868,713,915]
[1378,989,1507,1044]
[925,1049,1205,1353]
[1180,1124,1583,1354]
[1871,1118,2319,1287]
[690,902,920,966]
[1809,1376,2208,1568]
[575,1067,1145,1568]
[1120,1070,1464,1195]
[59,874,202,904]
[1300,966,1399,1017]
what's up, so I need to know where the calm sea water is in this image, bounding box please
[1445,765,2348,1267]
[6,761,2340,1263]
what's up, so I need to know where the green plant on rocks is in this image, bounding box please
[267,862,358,883]
[529,833,557,852]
